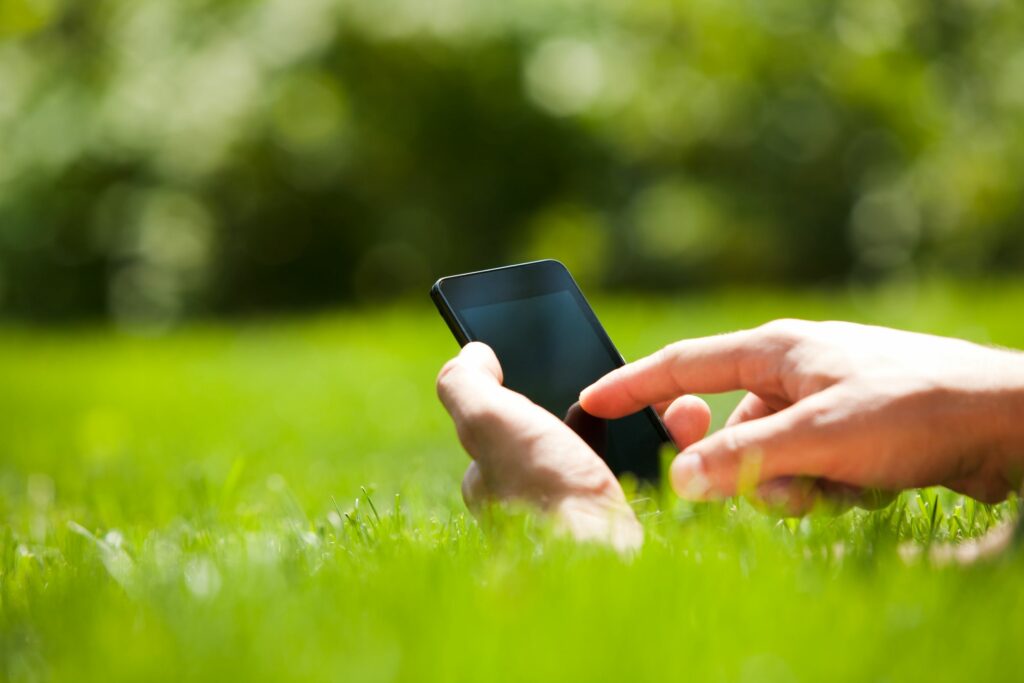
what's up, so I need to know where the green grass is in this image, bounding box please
[2,280,1023,682]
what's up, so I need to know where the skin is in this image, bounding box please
[437,343,645,552]
[437,320,1024,550]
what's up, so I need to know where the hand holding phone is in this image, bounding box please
[432,260,689,549]
[436,341,644,552]
[432,260,674,481]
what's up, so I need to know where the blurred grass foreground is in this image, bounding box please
[3,285,1024,682]
[3,0,1024,681]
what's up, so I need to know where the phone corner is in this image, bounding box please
[536,258,571,275]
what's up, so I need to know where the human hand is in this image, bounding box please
[436,343,644,551]
[581,320,1024,511]
[437,343,714,549]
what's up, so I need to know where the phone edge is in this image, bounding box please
[429,260,567,347]
[430,280,471,347]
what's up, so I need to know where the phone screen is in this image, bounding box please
[434,261,669,481]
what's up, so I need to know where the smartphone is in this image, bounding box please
[431,259,672,481]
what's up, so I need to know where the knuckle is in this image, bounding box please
[658,341,680,357]
[650,344,675,370]
[759,318,811,344]
[436,358,466,395]
[788,398,840,433]
[723,424,759,463]
[655,342,684,374]
[467,402,503,427]
[455,402,503,447]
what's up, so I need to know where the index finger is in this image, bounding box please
[580,328,787,418]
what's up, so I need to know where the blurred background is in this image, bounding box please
[1,0,1023,328]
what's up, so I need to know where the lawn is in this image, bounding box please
[1,280,1023,682]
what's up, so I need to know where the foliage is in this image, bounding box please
[1,284,1022,681]
[2,0,1024,322]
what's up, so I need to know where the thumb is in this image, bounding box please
[449,342,504,384]
[669,407,825,500]
[436,343,504,413]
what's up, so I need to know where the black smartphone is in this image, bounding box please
[431,259,673,482]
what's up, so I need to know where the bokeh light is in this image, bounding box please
[1,0,1023,324]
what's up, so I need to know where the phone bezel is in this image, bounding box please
[431,259,675,474]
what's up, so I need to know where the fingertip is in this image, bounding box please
[662,395,712,447]
[461,341,495,360]
[460,342,503,383]
[578,383,602,415]
[461,462,490,513]
[670,452,713,500]
[579,374,625,418]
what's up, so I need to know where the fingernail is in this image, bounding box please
[671,453,711,500]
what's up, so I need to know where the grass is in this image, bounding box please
[1,279,1023,682]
